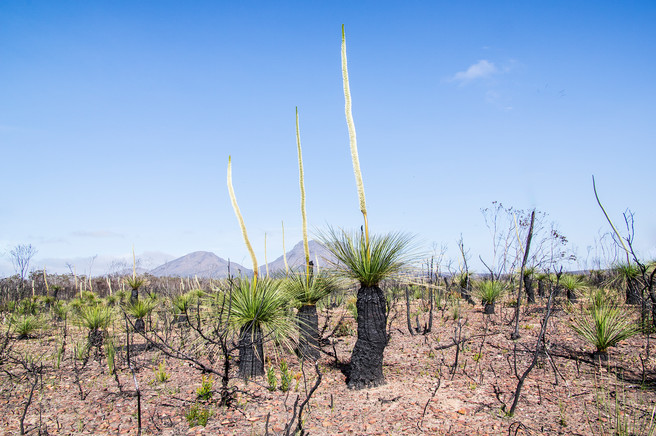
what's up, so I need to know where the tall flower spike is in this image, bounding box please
[282,220,289,276]
[227,156,259,280]
[296,107,311,278]
[264,232,269,278]
[342,25,369,247]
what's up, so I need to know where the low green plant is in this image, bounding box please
[55,338,65,369]
[345,295,357,319]
[51,300,67,321]
[106,337,116,374]
[450,300,461,320]
[266,365,277,391]
[80,291,98,304]
[558,400,567,427]
[18,298,39,316]
[196,375,213,401]
[587,368,656,435]
[12,314,43,339]
[334,319,354,337]
[105,294,118,307]
[185,403,211,427]
[154,361,170,383]
[74,340,89,361]
[279,360,291,392]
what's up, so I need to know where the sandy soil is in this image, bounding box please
[1,298,655,435]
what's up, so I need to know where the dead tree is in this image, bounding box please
[511,210,535,340]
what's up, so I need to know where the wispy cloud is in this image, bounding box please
[451,60,498,84]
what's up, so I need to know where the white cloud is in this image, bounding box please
[451,60,498,83]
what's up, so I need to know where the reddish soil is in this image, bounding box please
[1,300,655,435]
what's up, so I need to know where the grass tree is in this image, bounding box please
[227,157,295,378]
[12,314,43,339]
[535,271,550,298]
[318,26,416,389]
[125,247,144,302]
[475,280,505,315]
[286,270,339,360]
[125,298,156,333]
[172,293,192,325]
[613,262,641,305]
[523,266,536,304]
[75,304,113,348]
[561,274,588,303]
[227,276,294,378]
[321,229,415,388]
[571,288,639,362]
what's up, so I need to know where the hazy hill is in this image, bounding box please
[150,251,252,278]
[258,240,337,276]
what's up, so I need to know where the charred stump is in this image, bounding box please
[298,304,320,361]
[524,275,535,304]
[348,286,388,389]
[537,279,545,298]
[88,329,104,349]
[626,278,641,305]
[238,323,264,379]
[134,318,145,333]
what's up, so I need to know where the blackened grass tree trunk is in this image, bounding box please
[238,322,265,379]
[286,264,339,362]
[350,285,388,388]
[524,268,535,304]
[297,304,320,360]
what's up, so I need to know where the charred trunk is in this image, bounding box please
[524,275,535,304]
[298,304,320,361]
[626,278,641,305]
[405,287,415,336]
[238,323,264,379]
[567,289,578,303]
[134,318,145,333]
[88,329,104,349]
[348,286,388,389]
[483,301,495,315]
[592,350,609,366]
[537,280,545,298]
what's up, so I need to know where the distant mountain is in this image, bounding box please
[258,240,337,276]
[150,251,252,278]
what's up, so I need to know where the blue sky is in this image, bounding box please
[1,1,655,276]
